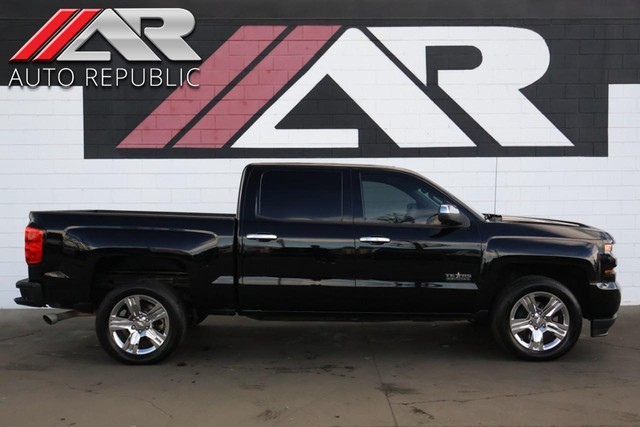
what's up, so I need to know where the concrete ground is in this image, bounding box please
[0,307,638,427]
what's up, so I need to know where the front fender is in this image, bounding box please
[481,236,600,302]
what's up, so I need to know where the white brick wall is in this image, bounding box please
[0,85,638,307]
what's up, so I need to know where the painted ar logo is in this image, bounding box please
[11,8,200,62]
[236,28,570,149]
[118,26,571,150]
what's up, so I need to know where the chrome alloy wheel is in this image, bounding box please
[509,291,570,352]
[108,295,170,355]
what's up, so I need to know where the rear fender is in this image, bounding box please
[62,226,219,260]
[59,226,220,301]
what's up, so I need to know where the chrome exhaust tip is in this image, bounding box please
[43,310,85,325]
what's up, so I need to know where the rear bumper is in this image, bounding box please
[14,279,45,307]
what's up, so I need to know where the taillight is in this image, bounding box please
[25,226,44,265]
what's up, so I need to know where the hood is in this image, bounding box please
[483,214,614,242]
[500,215,587,228]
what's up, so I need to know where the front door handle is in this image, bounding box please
[359,236,391,244]
[246,233,278,241]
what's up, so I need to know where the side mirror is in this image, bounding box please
[438,204,470,227]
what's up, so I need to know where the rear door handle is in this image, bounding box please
[246,233,278,241]
[359,236,391,244]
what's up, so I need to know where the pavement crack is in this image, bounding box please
[400,384,604,405]
[364,327,399,427]
[135,397,174,425]
[99,391,174,424]
[61,381,174,425]
[0,330,42,342]
[270,388,338,427]
[588,340,640,351]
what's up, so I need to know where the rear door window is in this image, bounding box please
[259,170,343,221]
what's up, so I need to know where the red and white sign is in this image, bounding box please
[11,8,200,62]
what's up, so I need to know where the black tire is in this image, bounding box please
[96,283,187,365]
[491,275,582,361]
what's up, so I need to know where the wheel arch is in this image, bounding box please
[89,253,192,311]
[484,257,595,318]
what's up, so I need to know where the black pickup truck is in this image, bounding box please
[16,163,620,364]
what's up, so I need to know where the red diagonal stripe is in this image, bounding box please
[174,25,340,148]
[117,25,287,149]
[33,9,101,62]
[10,9,78,62]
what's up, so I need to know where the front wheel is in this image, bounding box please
[96,283,187,364]
[491,276,582,361]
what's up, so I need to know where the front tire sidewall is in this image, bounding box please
[492,277,582,361]
[96,284,186,365]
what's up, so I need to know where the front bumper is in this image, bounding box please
[14,279,45,307]
[588,281,621,337]
[591,315,617,337]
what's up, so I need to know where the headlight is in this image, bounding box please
[602,242,616,276]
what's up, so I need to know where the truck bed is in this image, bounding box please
[24,209,237,311]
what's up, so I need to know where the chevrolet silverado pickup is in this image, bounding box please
[16,163,621,364]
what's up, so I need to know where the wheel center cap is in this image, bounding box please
[532,313,544,327]
[134,317,148,329]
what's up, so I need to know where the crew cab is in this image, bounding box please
[16,163,621,364]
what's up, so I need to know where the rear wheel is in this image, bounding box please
[491,276,582,361]
[96,283,187,364]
